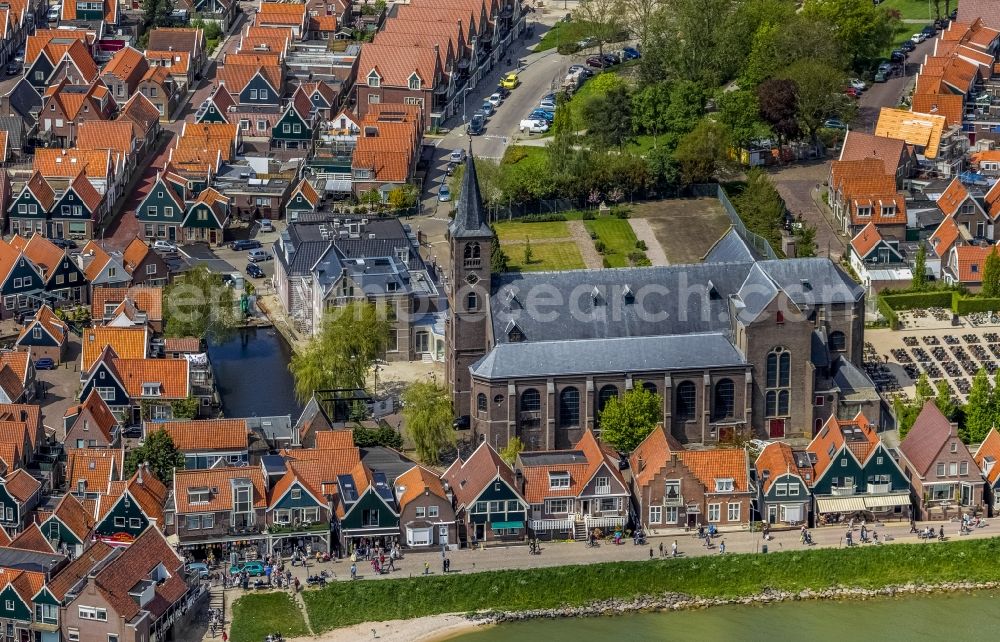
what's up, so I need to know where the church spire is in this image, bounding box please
[448,147,491,238]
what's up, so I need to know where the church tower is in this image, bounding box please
[445,150,493,417]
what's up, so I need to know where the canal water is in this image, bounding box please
[207,327,302,419]
[453,590,1000,641]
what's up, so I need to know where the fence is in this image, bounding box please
[691,183,779,260]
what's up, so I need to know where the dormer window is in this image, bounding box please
[548,471,570,489]
[715,478,734,492]
[880,205,895,218]
[367,70,380,88]
[408,73,421,90]
[141,383,161,396]
[857,206,871,217]
[188,487,210,504]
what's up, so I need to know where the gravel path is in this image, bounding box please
[567,220,604,269]
[629,218,669,266]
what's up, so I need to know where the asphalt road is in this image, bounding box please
[854,35,938,132]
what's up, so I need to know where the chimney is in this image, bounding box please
[137,462,144,484]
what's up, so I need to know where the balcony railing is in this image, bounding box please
[463,258,482,268]
[585,515,625,529]
[530,518,573,530]
[267,520,330,534]
[594,485,611,496]
[867,483,891,494]
[830,486,855,496]
[663,495,684,507]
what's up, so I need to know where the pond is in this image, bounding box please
[207,327,302,419]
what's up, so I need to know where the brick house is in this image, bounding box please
[629,426,752,532]
[63,389,120,450]
[355,42,443,131]
[442,441,528,545]
[90,286,164,331]
[828,158,906,240]
[351,104,421,198]
[99,46,148,104]
[146,27,206,82]
[77,121,139,186]
[166,466,268,553]
[942,243,998,291]
[838,130,915,189]
[937,177,994,240]
[138,65,179,121]
[393,464,457,548]
[256,2,308,39]
[39,79,116,148]
[121,237,169,287]
[898,401,984,520]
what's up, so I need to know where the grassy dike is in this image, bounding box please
[231,537,1000,639]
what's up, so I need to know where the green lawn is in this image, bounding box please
[230,592,309,642]
[494,220,571,242]
[585,218,642,267]
[298,537,1000,633]
[535,20,587,52]
[504,240,585,271]
[883,0,938,21]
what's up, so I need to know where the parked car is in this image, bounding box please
[438,184,452,202]
[500,72,519,89]
[468,112,485,135]
[849,78,866,91]
[496,86,511,99]
[622,46,641,59]
[568,64,593,77]
[13,48,23,64]
[230,561,266,577]
[186,563,210,579]
[921,25,937,37]
[520,118,549,134]
[900,40,916,52]
[5,62,19,75]
[487,92,503,108]
[529,108,554,123]
[34,358,55,370]
[246,263,265,279]
[481,101,495,117]
[586,56,608,68]
[259,219,274,233]
[247,249,271,263]
[874,70,888,83]
[446,161,457,176]
[539,95,557,110]
[890,49,905,62]
[577,37,596,48]
[823,118,848,130]
[911,32,926,43]
[46,4,60,21]
[602,52,621,65]
[449,148,466,163]
[152,240,175,252]
[230,239,261,251]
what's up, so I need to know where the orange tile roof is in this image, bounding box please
[985,180,1000,220]
[972,150,1000,166]
[80,240,113,282]
[152,419,248,453]
[48,542,113,600]
[140,64,172,90]
[47,493,95,541]
[173,466,267,514]
[309,14,337,31]
[42,78,113,122]
[164,337,200,353]
[0,403,41,453]
[850,222,884,258]
[519,454,589,504]
[394,464,447,508]
[224,51,282,67]
[102,46,148,88]
[33,149,112,182]
[177,123,238,162]
[807,413,879,477]
[937,177,972,217]
[91,285,163,323]
[952,244,997,282]
[218,63,282,94]
[441,441,520,509]
[117,93,162,139]
[81,326,148,372]
[17,304,67,346]
[302,80,337,106]
[121,237,152,275]
[20,171,55,211]
[64,388,118,443]
[66,448,123,495]
[915,73,943,95]
[290,179,319,207]
[942,56,979,93]
[112,357,189,399]
[67,172,103,213]
[910,92,964,128]
[258,1,307,25]
[4,468,39,503]
[0,131,8,164]
[829,158,903,225]
[930,216,963,257]
[77,121,136,158]
[353,137,417,183]
[60,39,99,84]
[975,427,1000,484]
[0,525,11,547]
[102,466,168,526]
[314,430,354,449]
[357,42,439,88]
[11,235,64,280]
[240,25,292,56]
[93,528,186,621]
[145,50,192,76]
[25,30,89,66]
[755,441,813,492]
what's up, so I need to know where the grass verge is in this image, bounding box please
[505,240,585,271]
[230,592,309,642]
[494,220,571,242]
[585,218,642,267]
[297,537,1000,633]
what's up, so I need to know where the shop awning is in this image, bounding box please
[491,521,524,529]
[864,493,912,509]
[816,496,868,513]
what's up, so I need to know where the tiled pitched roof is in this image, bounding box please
[930,216,964,257]
[81,326,148,372]
[975,427,1000,484]
[0,367,24,404]
[629,425,682,488]
[60,40,99,84]
[838,131,907,176]
[952,244,996,282]
[290,179,319,207]
[152,419,248,453]
[4,468,39,503]
[302,80,337,106]
[224,51,281,67]
[112,357,189,399]
[177,122,239,163]
[0,403,41,452]
[103,466,168,526]
[65,389,118,443]
[309,14,337,31]
[21,171,55,210]
[79,240,113,282]
[314,430,354,449]
[25,30,89,67]
[0,131,8,164]
[6,568,46,605]
[875,107,947,159]
[146,27,203,56]
[218,63,282,94]
[117,93,162,139]
[357,43,439,88]
[519,454,588,504]
[9,523,54,553]
[830,158,895,200]
[290,86,312,120]
[17,305,67,346]
[239,25,292,56]
[258,1,307,25]
[140,64,173,89]
[67,172,103,213]
[0,525,12,547]
[102,46,148,88]
[145,50,191,76]
[680,448,750,493]
[755,441,811,493]
[91,286,163,324]
[34,148,112,181]
[441,441,520,508]
[121,237,152,275]
[77,121,136,157]
[164,337,200,353]
[353,133,417,182]
[807,413,879,478]
[937,177,973,217]
[47,541,113,600]
[172,466,267,514]
[900,401,960,477]
[12,234,64,279]
[394,464,447,508]
[93,527,186,621]
[66,448,122,495]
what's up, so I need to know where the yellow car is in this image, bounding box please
[500,73,519,89]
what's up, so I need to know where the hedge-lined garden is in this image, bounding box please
[877,289,1000,328]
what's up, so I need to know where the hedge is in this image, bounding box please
[953,297,1000,314]
[877,296,900,330]
[879,291,955,311]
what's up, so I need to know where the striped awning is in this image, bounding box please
[816,496,868,513]
[864,493,912,509]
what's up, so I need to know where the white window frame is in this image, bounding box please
[648,505,661,524]
[708,503,721,522]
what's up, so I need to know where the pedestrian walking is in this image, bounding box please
[658,542,664,557]
[649,547,653,559]
[424,561,430,575]
[350,563,357,580]
[719,541,726,554]
[671,540,678,558]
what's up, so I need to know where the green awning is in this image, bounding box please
[491,521,524,530]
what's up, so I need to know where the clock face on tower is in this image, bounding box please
[465,272,479,285]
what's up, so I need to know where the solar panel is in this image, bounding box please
[337,474,358,502]
[372,471,393,501]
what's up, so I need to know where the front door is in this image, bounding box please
[474,523,486,541]
[769,419,785,438]
[168,226,176,241]
[580,499,590,517]
[687,512,697,527]
[962,483,973,506]
[768,505,777,524]
[439,525,449,546]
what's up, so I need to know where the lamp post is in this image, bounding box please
[462,86,473,123]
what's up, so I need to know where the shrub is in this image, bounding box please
[953,297,1000,315]
[602,257,611,268]
[880,291,954,311]
[582,211,596,220]
[628,251,648,265]
[636,240,648,251]
[557,42,581,55]
[610,205,631,219]
[589,231,598,239]
[594,240,607,253]
[518,213,567,222]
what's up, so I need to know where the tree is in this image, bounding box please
[360,188,382,210]
[794,223,817,257]
[632,82,672,147]
[734,169,785,250]
[125,429,185,484]
[523,237,534,265]
[575,0,625,58]
[288,301,392,402]
[896,374,935,438]
[935,379,958,421]
[387,185,417,211]
[802,0,896,71]
[757,78,801,148]
[716,89,769,151]
[582,85,634,149]
[163,264,238,341]
[599,384,663,453]
[624,0,665,52]
[490,227,509,273]
[500,436,525,466]
[352,423,404,449]
[781,59,848,141]
[643,0,739,85]
[402,381,454,464]
[962,369,993,444]
[911,244,927,291]
[983,249,1000,297]
[674,119,730,185]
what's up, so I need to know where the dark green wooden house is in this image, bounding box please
[271,89,315,150]
[443,442,528,545]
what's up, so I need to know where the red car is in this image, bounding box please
[843,87,861,98]
[586,56,608,68]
